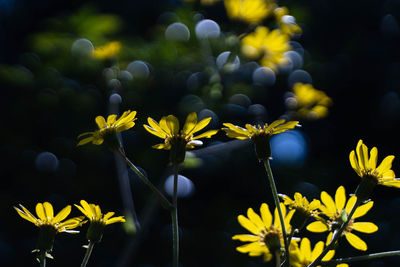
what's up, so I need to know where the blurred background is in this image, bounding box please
[1,0,400,266]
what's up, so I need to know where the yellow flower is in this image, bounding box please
[75,200,125,243]
[279,192,320,230]
[224,0,276,24]
[77,110,137,150]
[93,41,122,60]
[241,26,291,71]
[306,186,378,251]
[14,202,85,251]
[143,112,218,163]
[222,119,299,159]
[232,203,294,262]
[291,83,332,119]
[290,238,347,267]
[274,7,302,35]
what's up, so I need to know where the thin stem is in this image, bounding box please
[116,149,173,210]
[275,250,281,267]
[263,159,289,267]
[321,250,400,265]
[171,164,179,267]
[80,242,95,267]
[38,250,46,267]
[308,198,361,267]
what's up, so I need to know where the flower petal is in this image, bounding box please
[77,136,94,146]
[368,147,378,171]
[260,203,272,228]
[95,116,107,129]
[53,205,71,223]
[236,241,264,253]
[335,186,346,212]
[14,206,38,225]
[247,208,265,230]
[306,221,329,232]
[232,234,259,242]
[147,117,168,138]
[345,232,367,251]
[35,203,46,221]
[352,200,373,219]
[352,222,378,233]
[349,150,361,177]
[43,202,54,220]
[182,112,198,135]
[165,115,180,135]
[107,114,117,125]
[192,130,218,140]
[238,215,260,235]
[376,155,395,175]
[105,216,125,225]
[300,237,311,261]
[321,191,336,216]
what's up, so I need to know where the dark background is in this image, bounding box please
[1,0,400,266]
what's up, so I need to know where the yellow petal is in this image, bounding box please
[264,119,286,133]
[143,124,167,139]
[222,123,250,136]
[368,147,378,170]
[77,131,94,139]
[43,202,54,220]
[107,114,117,125]
[77,136,94,146]
[345,232,367,251]
[192,117,212,134]
[105,216,125,225]
[35,203,46,221]
[182,112,197,135]
[352,222,378,233]
[103,212,115,221]
[192,129,218,140]
[352,200,373,219]
[306,221,329,232]
[53,205,71,223]
[294,192,303,206]
[345,195,357,215]
[14,206,38,225]
[309,199,321,210]
[221,128,249,139]
[376,155,395,175]
[152,143,171,150]
[116,121,135,133]
[236,241,264,253]
[322,249,335,261]
[159,116,172,135]
[147,117,168,138]
[300,238,311,261]
[349,150,361,177]
[381,180,400,188]
[245,124,258,134]
[95,116,107,129]
[165,115,180,135]
[260,203,272,228]
[247,208,265,230]
[238,215,260,235]
[232,234,259,242]
[311,241,323,261]
[356,140,366,170]
[321,191,336,215]
[80,200,94,219]
[75,204,90,218]
[274,203,286,228]
[335,186,346,212]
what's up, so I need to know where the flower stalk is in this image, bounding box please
[171,164,180,267]
[38,250,46,267]
[116,149,173,210]
[263,159,289,266]
[321,250,400,265]
[80,242,95,267]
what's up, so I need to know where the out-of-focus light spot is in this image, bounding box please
[127,60,150,79]
[248,104,267,122]
[289,41,304,57]
[195,19,220,39]
[107,78,121,89]
[71,39,94,57]
[164,174,195,198]
[285,96,297,109]
[179,94,204,113]
[19,52,41,70]
[35,152,59,172]
[199,109,219,128]
[187,72,203,91]
[381,14,400,37]
[102,67,117,81]
[223,103,248,118]
[252,67,276,86]
[216,51,240,71]
[229,94,251,107]
[284,51,303,70]
[119,70,133,81]
[288,69,312,87]
[165,22,190,41]
[270,130,307,167]
[193,13,205,22]
[109,93,122,104]
[293,181,320,200]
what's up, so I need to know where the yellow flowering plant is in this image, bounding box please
[224,0,276,24]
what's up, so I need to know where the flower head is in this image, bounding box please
[350,140,399,201]
[75,200,125,243]
[224,0,276,24]
[280,192,320,230]
[306,186,378,251]
[289,83,332,119]
[77,110,137,150]
[290,238,347,267]
[241,26,291,71]
[14,202,85,251]
[222,119,299,159]
[232,203,294,262]
[93,41,122,60]
[144,112,218,164]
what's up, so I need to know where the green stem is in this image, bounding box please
[171,164,179,267]
[38,250,46,267]
[321,250,400,265]
[117,149,173,210]
[80,242,95,267]
[308,198,361,267]
[275,250,281,267]
[263,159,289,266]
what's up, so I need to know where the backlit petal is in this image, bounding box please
[192,130,218,140]
[345,232,367,251]
[105,216,125,225]
[349,150,361,177]
[238,215,260,235]
[236,241,264,253]
[36,203,46,221]
[335,186,346,212]
[352,200,373,219]
[14,206,38,224]
[182,112,197,135]
[143,124,167,139]
[247,208,265,230]
[376,155,395,175]
[165,115,180,135]
[306,221,329,232]
[260,203,272,228]
[321,191,336,215]
[191,117,212,134]
[53,205,71,223]
[352,222,378,233]
[95,116,107,129]
[345,196,357,215]
[300,237,311,261]
[43,202,54,220]
[232,234,259,242]
[368,147,378,170]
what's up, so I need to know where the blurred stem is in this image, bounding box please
[171,164,179,267]
[308,197,361,267]
[80,242,95,267]
[263,159,289,267]
[38,250,46,267]
[275,250,281,267]
[116,149,173,210]
[321,250,400,265]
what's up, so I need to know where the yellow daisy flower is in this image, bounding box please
[93,41,122,60]
[350,139,399,201]
[290,237,347,267]
[232,203,294,262]
[14,202,85,251]
[143,112,218,163]
[224,0,276,24]
[77,110,137,150]
[274,7,302,35]
[222,119,299,159]
[306,186,378,251]
[291,83,332,119]
[241,26,291,72]
[75,200,125,243]
[279,192,320,230]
